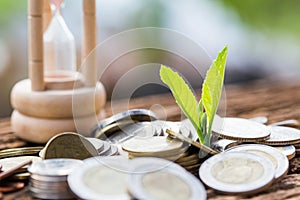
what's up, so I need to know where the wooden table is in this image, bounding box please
[1,79,300,200]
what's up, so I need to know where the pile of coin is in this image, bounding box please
[86,138,120,156]
[28,158,83,199]
[67,156,206,200]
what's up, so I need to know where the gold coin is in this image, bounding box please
[9,172,31,181]
[175,154,199,163]
[0,147,43,159]
[44,132,99,160]
[184,163,201,171]
[176,159,200,167]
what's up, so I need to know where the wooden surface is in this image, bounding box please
[1,79,300,199]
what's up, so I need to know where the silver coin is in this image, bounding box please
[129,160,206,200]
[270,119,299,127]
[68,156,133,200]
[30,179,68,188]
[98,141,112,155]
[122,136,183,154]
[39,148,45,158]
[30,174,67,182]
[28,158,83,176]
[29,187,74,199]
[199,151,275,194]
[274,145,296,160]
[92,109,157,138]
[212,117,271,141]
[29,183,69,192]
[249,116,268,124]
[227,144,289,180]
[260,126,300,145]
[86,137,105,152]
[102,145,119,156]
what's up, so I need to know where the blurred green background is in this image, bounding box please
[1,0,300,117]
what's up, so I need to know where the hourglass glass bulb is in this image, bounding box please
[44,0,77,81]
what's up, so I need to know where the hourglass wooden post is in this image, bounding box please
[10,0,106,143]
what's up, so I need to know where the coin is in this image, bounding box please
[44,132,99,160]
[275,145,296,160]
[211,139,240,152]
[9,172,31,181]
[92,109,157,138]
[101,145,119,156]
[249,116,268,124]
[175,154,199,163]
[226,144,289,180]
[260,126,300,145]
[0,156,41,173]
[128,159,206,200]
[212,117,270,142]
[270,119,299,127]
[199,151,275,194]
[28,158,82,176]
[68,156,132,200]
[176,158,200,167]
[86,137,105,152]
[31,174,67,182]
[122,136,184,155]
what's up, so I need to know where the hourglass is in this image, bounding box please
[10,0,106,143]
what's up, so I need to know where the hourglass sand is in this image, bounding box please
[10,0,106,143]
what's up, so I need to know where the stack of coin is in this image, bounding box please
[173,146,203,176]
[0,147,43,159]
[199,151,275,194]
[121,136,188,160]
[28,159,83,199]
[86,138,120,156]
[0,156,41,181]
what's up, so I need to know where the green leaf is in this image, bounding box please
[160,65,203,142]
[201,46,228,136]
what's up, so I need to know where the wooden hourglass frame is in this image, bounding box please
[10,0,106,143]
